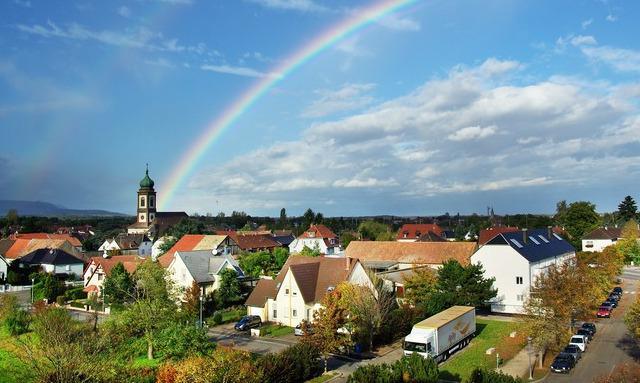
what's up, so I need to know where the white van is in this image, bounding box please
[569,335,587,352]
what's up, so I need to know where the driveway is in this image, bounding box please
[545,266,640,382]
[207,323,299,355]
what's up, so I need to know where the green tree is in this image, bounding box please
[279,208,287,229]
[155,321,214,360]
[616,220,640,264]
[554,200,568,227]
[392,352,439,383]
[357,221,393,241]
[302,289,351,373]
[467,367,523,383]
[118,260,177,360]
[299,244,322,257]
[102,262,133,305]
[427,260,497,315]
[216,268,241,308]
[341,232,357,249]
[182,280,201,320]
[403,267,438,317]
[618,196,638,222]
[37,273,65,303]
[6,209,18,225]
[564,201,600,248]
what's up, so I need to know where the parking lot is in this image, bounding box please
[545,266,640,382]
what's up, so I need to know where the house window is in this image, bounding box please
[293,309,297,317]
[65,265,71,271]
[517,295,524,302]
[292,291,297,296]
[516,276,523,285]
[285,288,289,295]
[585,241,594,248]
[98,274,103,281]
[149,196,155,207]
[273,310,277,318]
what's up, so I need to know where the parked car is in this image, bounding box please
[597,306,611,318]
[234,315,261,331]
[613,286,623,294]
[601,301,615,311]
[294,321,314,336]
[606,298,618,308]
[551,353,576,373]
[608,293,620,302]
[576,328,592,341]
[569,335,588,352]
[581,322,597,336]
[563,345,582,362]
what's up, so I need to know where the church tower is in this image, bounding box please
[136,165,157,229]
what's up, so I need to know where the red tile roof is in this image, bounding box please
[299,224,337,239]
[158,234,206,267]
[397,224,443,240]
[229,233,280,251]
[11,233,82,247]
[5,238,80,260]
[88,255,144,276]
[478,227,519,245]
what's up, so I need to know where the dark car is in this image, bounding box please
[581,322,596,336]
[601,301,615,310]
[606,298,618,308]
[576,329,592,341]
[613,286,623,294]
[562,345,582,362]
[597,306,611,318]
[609,293,620,302]
[551,354,575,373]
[234,315,261,331]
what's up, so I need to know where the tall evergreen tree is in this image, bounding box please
[102,262,133,305]
[618,195,638,221]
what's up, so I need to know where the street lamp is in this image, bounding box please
[199,287,204,329]
[31,278,35,305]
[527,336,533,380]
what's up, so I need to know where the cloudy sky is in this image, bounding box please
[1,0,639,216]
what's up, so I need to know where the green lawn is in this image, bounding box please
[438,319,523,382]
[131,356,162,369]
[306,372,337,382]
[0,327,33,383]
[221,307,246,323]
[261,323,294,337]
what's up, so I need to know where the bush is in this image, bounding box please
[347,354,438,383]
[5,309,31,336]
[466,368,523,383]
[64,286,87,301]
[260,342,322,383]
[56,295,66,306]
[212,312,223,325]
[347,364,398,383]
[155,322,215,360]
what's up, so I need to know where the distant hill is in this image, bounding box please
[0,200,127,217]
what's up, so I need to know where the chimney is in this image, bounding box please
[547,226,552,241]
[345,256,350,271]
[522,228,528,244]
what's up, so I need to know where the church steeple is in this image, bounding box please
[136,165,157,227]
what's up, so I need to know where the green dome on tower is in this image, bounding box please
[139,165,155,188]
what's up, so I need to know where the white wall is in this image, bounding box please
[167,256,196,296]
[138,240,153,257]
[0,256,7,281]
[581,239,615,253]
[98,240,120,252]
[289,238,329,254]
[471,246,530,314]
[274,269,308,327]
[49,263,83,276]
[84,263,106,292]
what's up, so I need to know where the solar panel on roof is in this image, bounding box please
[538,235,549,243]
[553,233,563,241]
[529,236,540,245]
[510,238,523,248]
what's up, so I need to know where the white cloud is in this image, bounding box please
[200,64,280,78]
[448,125,498,141]
[582,18,593,29]
[606,14,617,22]
[117,6,131,18]
[581,45,640,72]
[13,0,31,7]
[376,13,421,31]
[184,58,640,214]
[570,35,597,46]
[246,0,326,12]
[302,83,375,118]
[144,57,174,68]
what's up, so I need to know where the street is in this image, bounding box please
[545,266,640,382]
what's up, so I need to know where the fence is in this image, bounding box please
[0,285,33,293]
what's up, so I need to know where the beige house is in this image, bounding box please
[245,256,373,327]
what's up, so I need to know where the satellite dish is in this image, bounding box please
[212,249,218,255]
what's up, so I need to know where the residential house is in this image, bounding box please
[158,234,240,268]
[151,236,173,261]
[1,238,81,265]
[478,227,519,246]
[230,233,281,253]
[83,255,145,295]
[98,233,152,257]
[0,239,14,281]
[272,230,296,248]
[396,224,444,242]
[289,224,341,255]
[167,250,244,297]
[470,228,575,314]
[582,227,623,252]
[344,241,477,272]
[417,231,446,242]
[17,248,84,277]
[245,256,373,327]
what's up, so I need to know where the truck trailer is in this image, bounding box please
[403,305,476,362]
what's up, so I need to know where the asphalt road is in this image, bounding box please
[545,266,640,382]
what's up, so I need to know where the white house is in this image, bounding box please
[470,228,575,314]
[83,255,145,295]
[152,236,173,261]
[99,233,152,257]
[17,248,84,277]
[581,227,623,252]
[396,224,444,242]
[289,224,341,255]
[245,256,373,327]
[0,255,8,282]
[167,250,244,297]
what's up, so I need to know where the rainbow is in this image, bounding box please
[159,0,418,210]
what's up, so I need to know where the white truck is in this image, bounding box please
[403,305,476,363]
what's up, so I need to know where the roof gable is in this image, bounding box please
[345,241,477,266]
[583,227,623,240]
[489,229,575,263]
[397,224,443,240]
[478,227,519,245]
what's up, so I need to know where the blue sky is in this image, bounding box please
[1,0,639,217]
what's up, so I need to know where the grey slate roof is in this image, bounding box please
[486,228,575,263]
[175,250,243,284]
[19,248,84,266]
